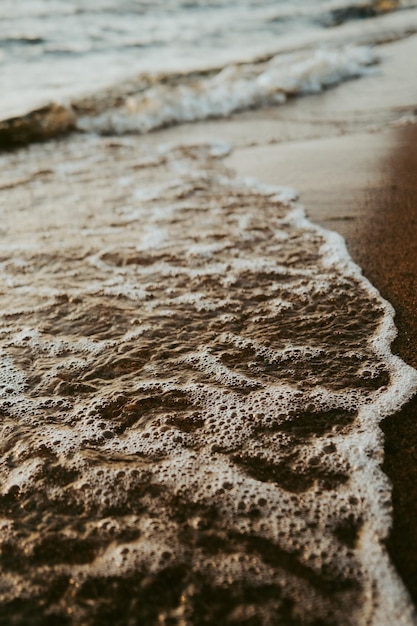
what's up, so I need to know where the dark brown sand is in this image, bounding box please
[330,125,417,605]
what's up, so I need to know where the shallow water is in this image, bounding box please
[0,138,416,624]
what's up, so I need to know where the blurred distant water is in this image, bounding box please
[0,0,365,119]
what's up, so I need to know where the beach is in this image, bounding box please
[1,3,417,624]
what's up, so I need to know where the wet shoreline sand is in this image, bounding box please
[223,31,417,607]
[298,121,417,610]
[280,121,417,607]
[343,125,417,607]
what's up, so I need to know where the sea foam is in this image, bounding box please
[0,138,416,624]
[77,45,377,135]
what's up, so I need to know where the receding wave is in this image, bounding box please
[0,138,416,624]
[2,0,417,151]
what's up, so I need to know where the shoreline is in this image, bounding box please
[224,35,417,603]
[281,119,417,606]
[0,29,416,623]
[304,117,417,611]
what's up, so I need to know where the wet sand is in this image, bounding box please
[297,118,417,610]
[270,119,417,607]
[350,125,417,606]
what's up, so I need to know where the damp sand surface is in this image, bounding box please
[282,109,417,621]
[332,123,417,611]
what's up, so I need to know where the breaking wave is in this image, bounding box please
[76,45,377,135]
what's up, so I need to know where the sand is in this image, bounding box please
[228,112,417,610]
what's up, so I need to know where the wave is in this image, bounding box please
[0,44,377,150]
[76,45,377,135]
[2,0,417,152]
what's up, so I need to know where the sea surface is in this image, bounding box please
[0,0,416,127]
[0,0,384,116]
[1,1,417,625]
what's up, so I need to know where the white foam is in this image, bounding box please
[0,351,26,397]
[77,45,377,135]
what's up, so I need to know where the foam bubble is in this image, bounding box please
[0,351,26,397]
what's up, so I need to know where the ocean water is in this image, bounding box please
[1,2,417,625]
[1,0,417,126]
[0,0,372,116]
